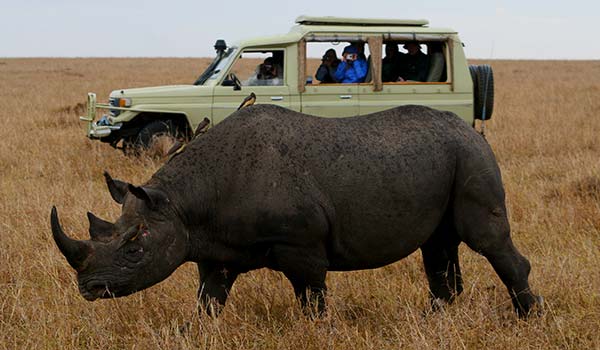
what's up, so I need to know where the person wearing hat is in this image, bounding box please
[334,45,368,83]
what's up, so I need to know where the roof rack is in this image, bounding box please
[295,16,429,27]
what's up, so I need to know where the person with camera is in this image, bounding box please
[334,45,368,84]
[315,49,340,83]
[257,57,282,80]
[246,56,283,86]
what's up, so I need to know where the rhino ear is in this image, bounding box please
[87,212,115,241]
[127,185,169,210]
[104,171,129,204]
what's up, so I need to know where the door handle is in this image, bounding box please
[270,96,284,101]
[339,95,353,99]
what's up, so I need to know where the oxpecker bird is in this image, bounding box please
[166,118,211,157]
[193,117,211,138]
[237,92,256,110]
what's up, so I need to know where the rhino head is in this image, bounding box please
[50,172,189,301]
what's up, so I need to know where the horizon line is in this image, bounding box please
[1,56,598,61]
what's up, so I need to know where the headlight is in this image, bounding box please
[109,97,132,117]
[109,97,132,108]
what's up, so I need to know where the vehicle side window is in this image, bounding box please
[381,41,448,83]
[226,50,285,86]
[305,41,371,85]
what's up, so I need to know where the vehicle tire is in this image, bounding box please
[469,64,494,120]
[131,120,178,156]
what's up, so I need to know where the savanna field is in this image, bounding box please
[0,58,599,349]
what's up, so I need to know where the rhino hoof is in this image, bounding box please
[532,295,545,316]
[421,298,448,318]
[518,295,545,318]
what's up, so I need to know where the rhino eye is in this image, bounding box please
[123,244,144,263]
[126,246,142,254]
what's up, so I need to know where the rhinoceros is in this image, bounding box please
[51,105,542,317]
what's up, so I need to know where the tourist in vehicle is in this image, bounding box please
[354,41,375,82]
[247,56,283,86]
[426,42,446,82]
[398,41,430,82]
[315,49,340,83]
[271,51,285,74]
[353,42,367,61]
[257,57,282,80]
[334,45,368,84]
[382,43,403,82]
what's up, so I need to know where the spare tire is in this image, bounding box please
[469,64,494,120]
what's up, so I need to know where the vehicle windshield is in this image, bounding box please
[193,47,236,86]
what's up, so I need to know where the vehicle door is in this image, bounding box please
[301,84,359,117]
[212,49,291,125]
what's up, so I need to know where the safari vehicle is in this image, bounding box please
[80,16,494,150]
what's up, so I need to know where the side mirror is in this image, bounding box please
[223,73,242,91]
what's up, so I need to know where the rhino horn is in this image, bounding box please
[104,171,129,204]
[127,184,169,210]
[87,212,115,241]
[51,206,92,271]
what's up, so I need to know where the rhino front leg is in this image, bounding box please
[272,245,328,317]
[197,262,239,317]
[288,274,327,317]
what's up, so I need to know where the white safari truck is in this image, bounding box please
[80,16,493,150]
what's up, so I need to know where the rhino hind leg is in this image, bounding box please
[454,180,541,317]
[197,262,239,317]
[420,218,463,309]
[481,239,541,317]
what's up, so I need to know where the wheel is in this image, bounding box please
[469,65,494,120]
[135,120,172,147]
[128,120,178,156]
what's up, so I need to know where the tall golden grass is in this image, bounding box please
[0,58,599,349]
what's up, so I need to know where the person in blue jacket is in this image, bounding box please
[334,45,368,83]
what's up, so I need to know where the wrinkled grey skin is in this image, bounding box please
[51,105,542,317]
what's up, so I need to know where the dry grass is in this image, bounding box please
[1,58,599,349]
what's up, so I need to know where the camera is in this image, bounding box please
[345,53,357,61]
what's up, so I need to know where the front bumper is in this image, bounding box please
[80,93,123,139]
